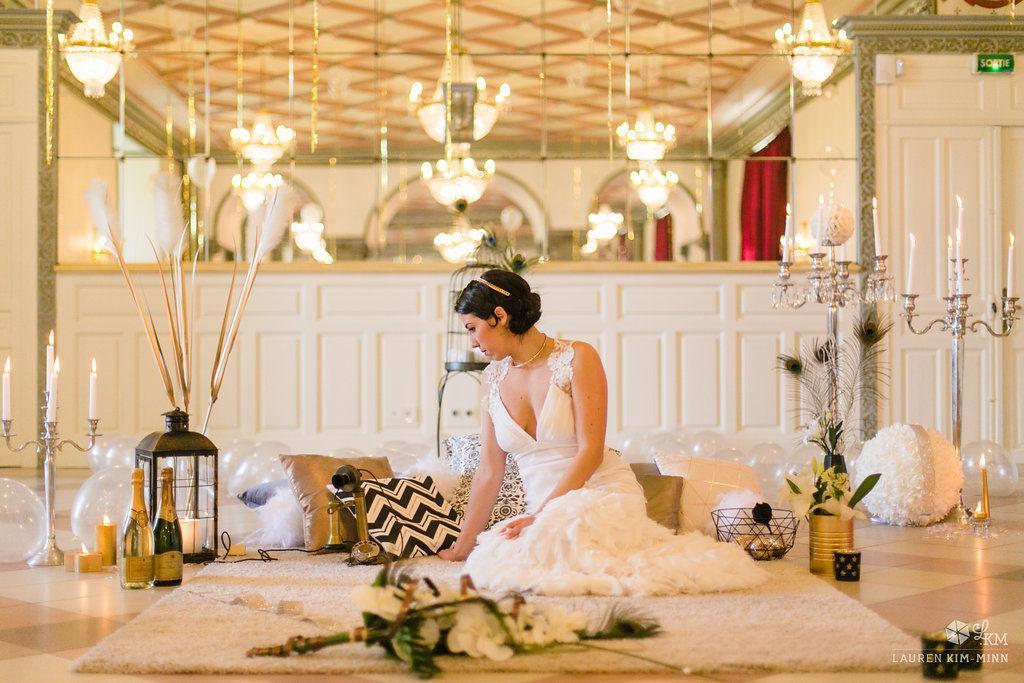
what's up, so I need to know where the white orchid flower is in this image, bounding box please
[350,585,405,621]
[446,603,514,661]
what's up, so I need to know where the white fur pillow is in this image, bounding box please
[243,488,305,549]
[852,423,962,526]
[654,454,763,533]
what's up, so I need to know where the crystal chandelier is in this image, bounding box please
[421,156,496,210]
[409,52,511,144]
[615,110,676,162]
[774,0,851,97]
[231,171,283,213]
[290,204,333,264]
[629,166,679,211]
[433,216,487,264]
[587,204,624,241]
[59,1,134,98]
[230,111,296,167]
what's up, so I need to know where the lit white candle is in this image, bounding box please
[46,356,59,423]
[45,330,54,394]
[180,518,200,555]
[955,195,964,261]
[1,357,10,421]
[956,228,964,294]
[1009,233,1016,299]
[783,203,793,262]
[872,196,882,258]
[814,194,825,249]
[906,233,917,294]
[946,235,954,297]
[88,358,98,421]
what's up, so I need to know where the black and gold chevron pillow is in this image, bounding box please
[339,476,462,559]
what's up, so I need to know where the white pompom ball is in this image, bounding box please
[852,424,962,526]
[809,202,855,246]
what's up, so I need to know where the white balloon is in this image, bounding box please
[713,447,746,463]
[254,441,291,463]
[219,438,257,486]
[963,440,1018,498]
[331,447,365,458]
[500,205,524,232]
[0,478,46,562]
[229,455,286,497]
[647,431,690,458]
[70,466,134,549]
[747,442,786,467]
[617,432,657,462]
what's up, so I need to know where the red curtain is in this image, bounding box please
[654,213,673,261]
[740,127,790,261]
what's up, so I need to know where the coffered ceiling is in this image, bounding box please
[50,0,871,156]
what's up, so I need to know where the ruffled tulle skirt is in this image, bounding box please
[463,487,769,597]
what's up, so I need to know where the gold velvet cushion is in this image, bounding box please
[629,463,684,532]
[280,453,394,550]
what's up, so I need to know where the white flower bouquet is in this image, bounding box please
[784,457,880,521]
[247,567,662,678]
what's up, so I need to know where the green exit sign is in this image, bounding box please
[975,54,1014,74]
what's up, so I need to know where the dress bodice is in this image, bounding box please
[484,340,639,511]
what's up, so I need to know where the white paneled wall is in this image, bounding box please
[48,268,824,467]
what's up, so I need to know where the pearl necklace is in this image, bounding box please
[511,335,549,369]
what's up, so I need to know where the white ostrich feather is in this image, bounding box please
[152,170,186,256]
[84,179,120,246]
[255,185,296,261]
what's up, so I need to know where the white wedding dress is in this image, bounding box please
[463,340,768,596]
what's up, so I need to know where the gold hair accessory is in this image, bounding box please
[473,277,511,297]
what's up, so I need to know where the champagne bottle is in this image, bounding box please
[153,467,183,586]
[120,468,154,590]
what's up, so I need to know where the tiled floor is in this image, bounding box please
[1,468,1023,682]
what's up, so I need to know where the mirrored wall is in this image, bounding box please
[51,0,865,265]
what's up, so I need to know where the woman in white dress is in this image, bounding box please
[437,269,767,596]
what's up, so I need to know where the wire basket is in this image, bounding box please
[711,507,799,561]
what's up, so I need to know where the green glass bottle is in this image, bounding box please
[152,467,183,587]
[120,468,154,590]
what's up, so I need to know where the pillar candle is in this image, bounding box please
[946,235,954,298]
[1008,233,1016,299]
[45,330,54,395]
[88,359,98,421]
[1,357,10,421]
[814,195,825,248]
[45,357,59,423]
[979,452,990,518]
[64,545,103,573]
[180,518,200,555]
[783,203,793,262]
[955,195,964,261]
[96,514,116,566]
[872,196,882,258]
[906,233,917,294]
[955,229,964,295]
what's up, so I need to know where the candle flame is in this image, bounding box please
[818,194,824,205]
[786,202,791,215]
[947,235,952,249]
[956,195,963,209]
[980,452,987,468]
[909,233,916,246]
[975,500,983,514]
[48,330,54,346]
[80,542,89,554]
[872,196,878,209]
[1012,233,1016,248]
[102,514,110,524]
[91,358,97,373]
[53,356,60,374]
[3,357,8,373]
[956,228,962,245]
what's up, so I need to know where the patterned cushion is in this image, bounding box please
[441,433,526,527]
[653,454,763,533]
[334,476,461,559]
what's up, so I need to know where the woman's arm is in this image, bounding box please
[438,386,507,560]
[536,342,607,509]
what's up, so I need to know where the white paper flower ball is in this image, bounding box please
[809,202,855,247]
[852,424,962,526]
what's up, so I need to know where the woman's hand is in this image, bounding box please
[437,543,472,562]
[500,515,535,540]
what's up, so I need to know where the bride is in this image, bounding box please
[437,269,767,596]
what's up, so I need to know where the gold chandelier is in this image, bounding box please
[774,0,851,97]
[409,51,511,144]
[421,156,496,211]
[616,110,676,162]
[230,111,296,168]
[629,166,679,212]
[59,0,134,98]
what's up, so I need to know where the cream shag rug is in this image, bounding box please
[73,555,916,676]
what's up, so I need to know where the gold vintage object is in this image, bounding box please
[808,515,853,574]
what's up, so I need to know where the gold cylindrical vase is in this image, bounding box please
[808,515,854,574]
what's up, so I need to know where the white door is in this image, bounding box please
[1000,127,1024,448]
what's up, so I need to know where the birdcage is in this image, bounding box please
[437,262,492,455]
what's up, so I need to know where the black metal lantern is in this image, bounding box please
[135,409,218,563]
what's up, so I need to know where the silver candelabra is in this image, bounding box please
[772,248,897,427]
[2,397,100,566]
[901,258,1019,524]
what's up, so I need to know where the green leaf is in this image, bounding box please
[786,478,802,494]
[848,473,881,508]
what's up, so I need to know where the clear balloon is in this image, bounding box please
[844,441,863,470]
[331,447,365,458]
[647,431,690,459]
[617,432,658,463]
[229,453,287,497]
[219,438,257,488]
[689,430,725,458]
[713,447,746,463]
[0,478,46,562]
[70,466,133,549]
[369,446,418,474]
[747,442,786,467]
[791,442,824,467]
[962,441,1019,498]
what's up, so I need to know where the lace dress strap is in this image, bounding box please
[482,357,511,410]
[547,340,575,393]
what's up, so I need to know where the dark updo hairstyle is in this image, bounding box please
[454,269,542,335]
